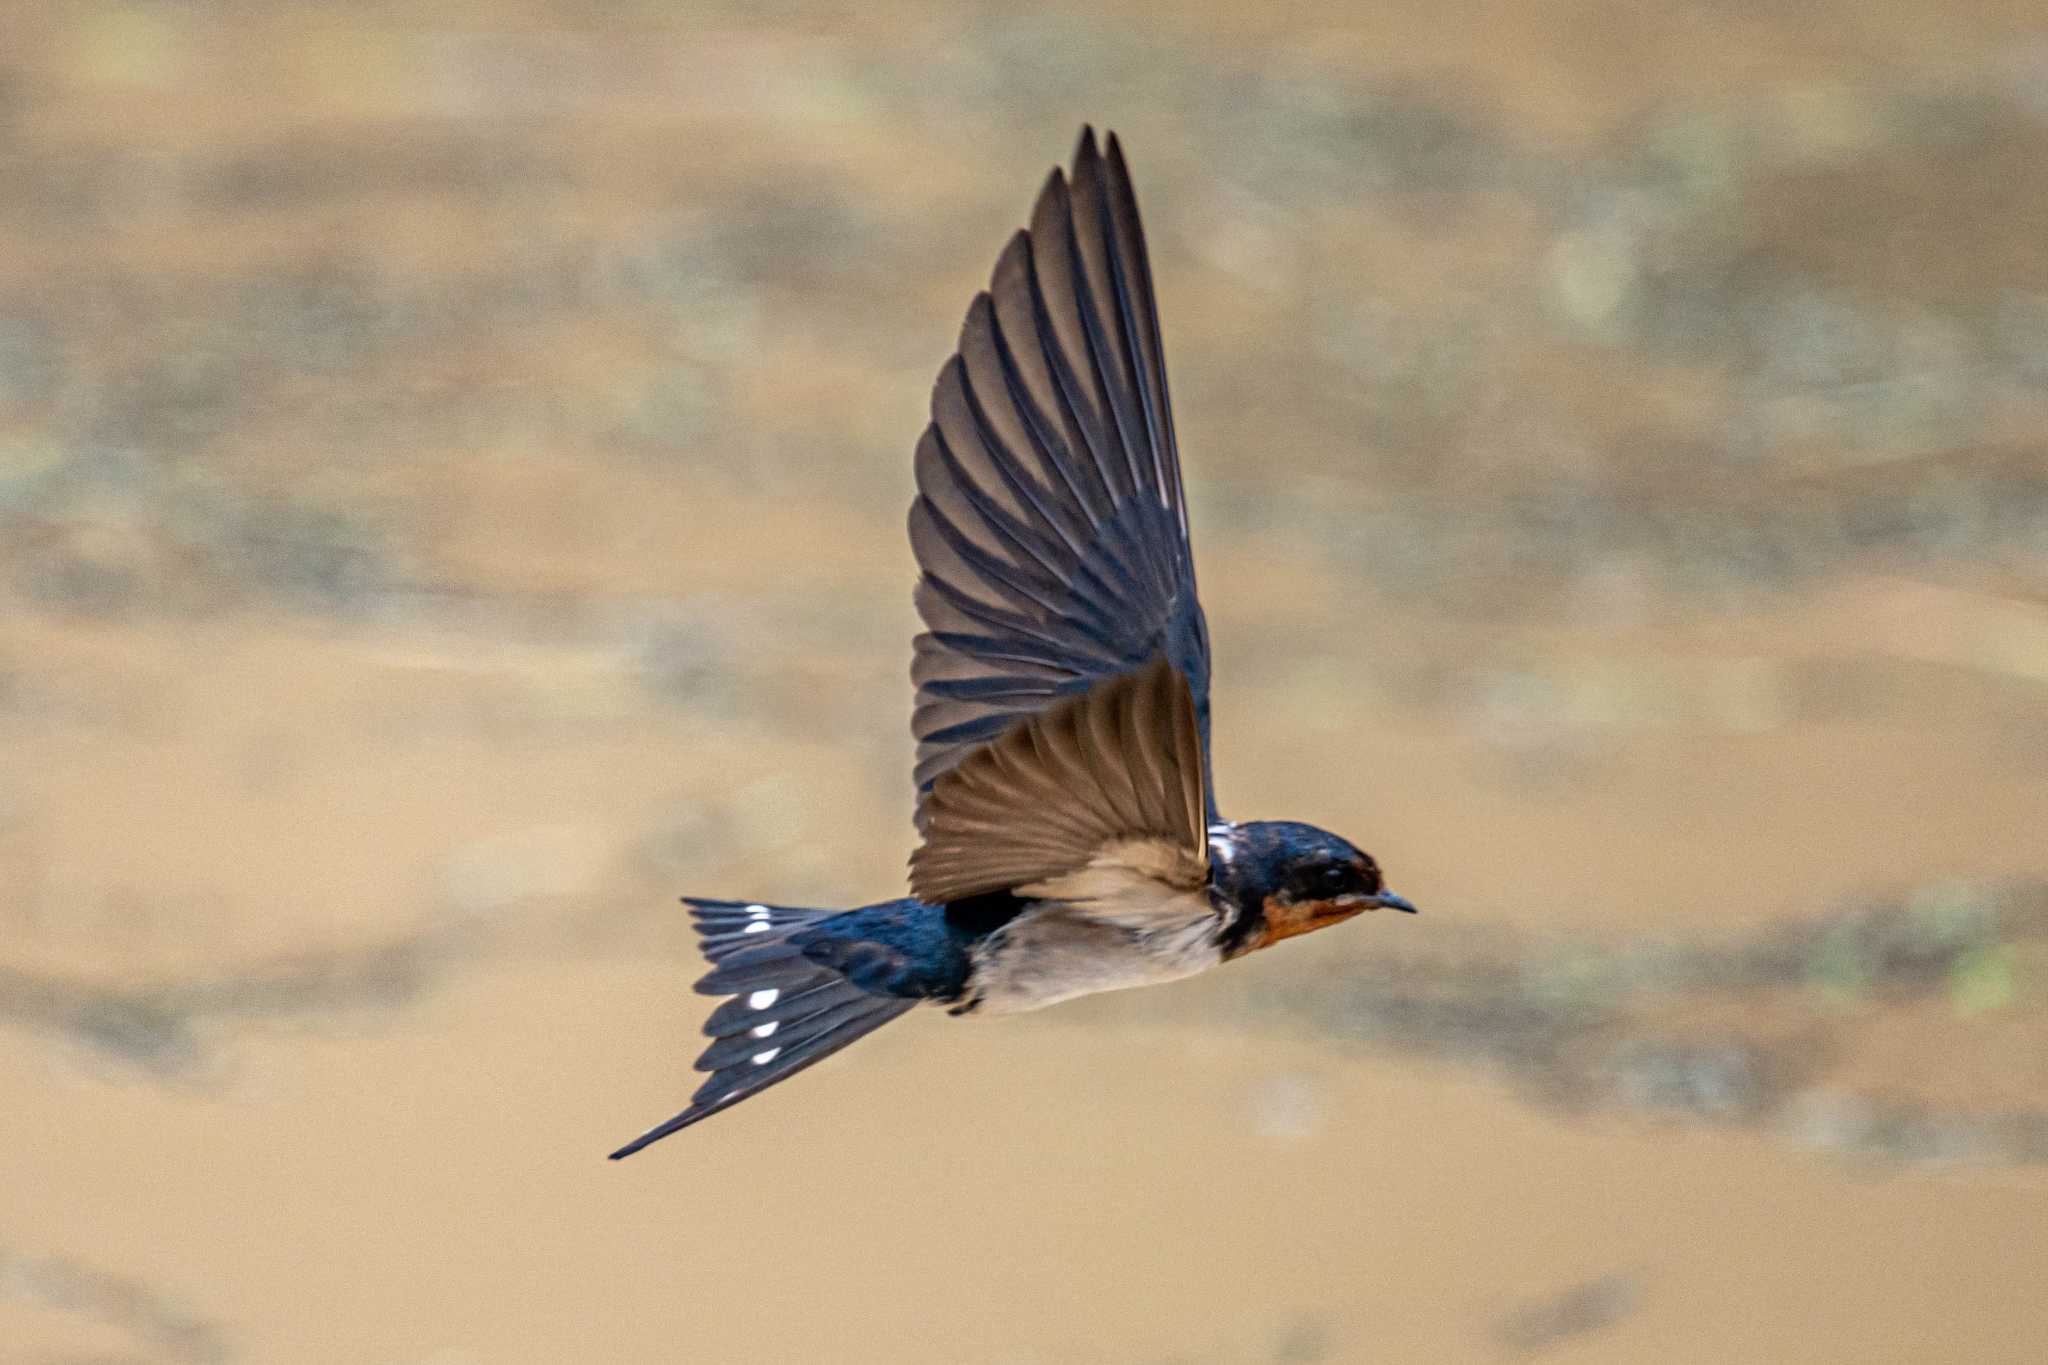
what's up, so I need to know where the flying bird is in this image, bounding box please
[610,128,1416,1159]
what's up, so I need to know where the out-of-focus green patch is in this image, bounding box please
[1950,943,2016,1016]
[0,437,67,516]
[1810,919,1873,1007]
[1524,947,1624,1015]
[1906,878,1997,947]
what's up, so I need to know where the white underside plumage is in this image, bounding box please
[953,832,1240,1015]
[958,892,1227,1014]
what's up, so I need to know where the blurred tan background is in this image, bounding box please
[3,2,2047,1361]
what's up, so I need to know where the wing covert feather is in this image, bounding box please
[910,657,1207,905]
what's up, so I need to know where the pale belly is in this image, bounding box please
[957,899,1227,1016]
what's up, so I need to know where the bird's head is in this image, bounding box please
[1211,820,1416,957]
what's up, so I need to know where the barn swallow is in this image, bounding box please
[610,127,1415,1159]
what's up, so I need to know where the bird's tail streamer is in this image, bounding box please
[607,898,916,1158]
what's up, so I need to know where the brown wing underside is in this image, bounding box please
[909,656,1208,906]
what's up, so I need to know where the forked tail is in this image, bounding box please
[607,899,917,1158]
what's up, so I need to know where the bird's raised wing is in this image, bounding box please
[908,128,1215,887]
[911,655,1207,905]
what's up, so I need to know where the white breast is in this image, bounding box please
[961,890,1226,1016]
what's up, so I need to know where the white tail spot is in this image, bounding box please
[751,1047,782,1066]
[745,903,772,919]
[747,988,780,1010]
[742,921,771,934]
[749,1021,779,1039]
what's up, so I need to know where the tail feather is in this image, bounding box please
[608,898,916,1160]
[688,898,830,963]
[695,949,821,996]
[701,977,842,1035]
[697,994,878,1070]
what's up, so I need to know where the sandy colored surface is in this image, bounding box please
[3,2,2046,1361]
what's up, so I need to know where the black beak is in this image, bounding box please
[1371,891,1419,914]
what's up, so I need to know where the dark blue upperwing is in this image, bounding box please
[909,127,1215,821]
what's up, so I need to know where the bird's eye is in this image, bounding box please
[1317,864,1352,895]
